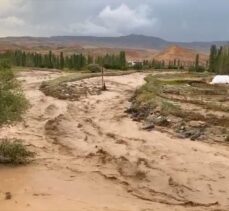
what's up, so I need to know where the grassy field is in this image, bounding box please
[128,72,229,142]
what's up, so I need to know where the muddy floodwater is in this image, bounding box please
[1,70,229,211]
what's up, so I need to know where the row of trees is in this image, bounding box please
[0,50,191,71]
[209,45,229,74]
[0,50,200,71]
[2,46,228,73]
[188,54,206,72]
[133,59,185,70]
[95,51,127,70]
[0,50,127,71]
[1,50,91,70]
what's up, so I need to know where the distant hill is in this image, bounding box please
[1,34,228,52]
[49,34,229,51]
[153,45,208,65]
[1,34,229,63]
[50,34,168,50]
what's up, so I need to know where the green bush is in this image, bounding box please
[0,90,28,125]
[0,59,11,70]
[0,69,18,90]
[0,139,34,165]
[0,64,28,125]
[87,64,101,73]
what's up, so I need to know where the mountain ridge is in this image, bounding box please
[1,34,228,52]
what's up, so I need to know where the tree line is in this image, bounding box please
[133,59,185,70]
[95,51,126,70]
[0,50,127,70]
[2,46,228,73]
[209,45,229,74]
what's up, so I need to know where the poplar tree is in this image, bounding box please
[209,45,217,72]
[119,51,126,70]
[195,54,199,71]
[60,52,64,69]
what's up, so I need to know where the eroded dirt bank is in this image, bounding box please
[1,70,229,211]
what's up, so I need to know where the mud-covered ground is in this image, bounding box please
[128,73,229,143]
[1,70,229,211]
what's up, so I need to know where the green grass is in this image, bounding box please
[160,101,181,116]
[0,139,34,165]
[129,73,229,127]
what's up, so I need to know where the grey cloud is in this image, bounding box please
[0,0,229,41]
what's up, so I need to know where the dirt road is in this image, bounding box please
[1,70,229,211]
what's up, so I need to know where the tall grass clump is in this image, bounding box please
[0,139,34,165]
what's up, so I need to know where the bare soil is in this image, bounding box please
[1,70,229,211]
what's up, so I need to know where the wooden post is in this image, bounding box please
[101,66,104,87]
[101,66,106,90]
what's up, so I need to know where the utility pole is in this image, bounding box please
[101,65,106,90]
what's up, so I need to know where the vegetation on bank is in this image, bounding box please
[0,139,34,165]
[128,73,229,142]
[0,60,28,125]
[0,61,32,165]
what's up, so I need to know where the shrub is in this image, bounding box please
[0,90,28,125]
[0,139,34,165]
[0,69,18,90]
[0,59,11,69]
[87,64,101,73]
[0,65,28,125]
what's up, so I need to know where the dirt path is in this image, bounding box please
[1,70,229,211]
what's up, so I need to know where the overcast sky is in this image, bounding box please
[0,0,228,42]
